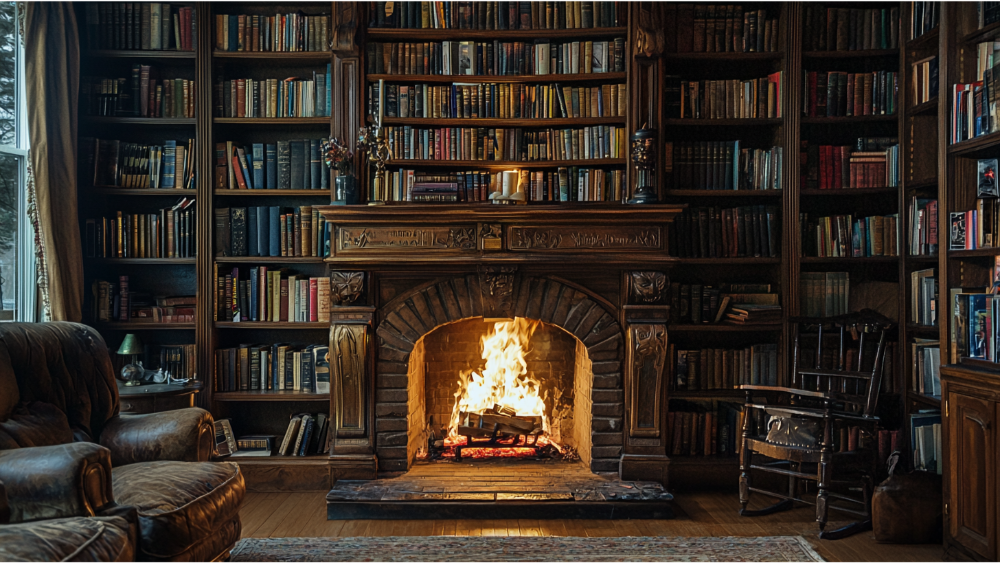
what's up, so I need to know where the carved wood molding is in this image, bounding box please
[331,271,365,305]
[332,322,369,440]
[478,265,518,320]
[626,322,667,438]
[628,271,668,305]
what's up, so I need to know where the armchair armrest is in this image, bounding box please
[0,442,114,523]
[100,408,215,466]
[0,480,9,524]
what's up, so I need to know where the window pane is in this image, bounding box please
[0,1,16,147]
[0,152,17,319]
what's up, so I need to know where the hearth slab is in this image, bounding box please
[326,460,674,520]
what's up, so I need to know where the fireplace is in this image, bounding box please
[317,205,684,485]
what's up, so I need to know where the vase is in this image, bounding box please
[334,175,360,205]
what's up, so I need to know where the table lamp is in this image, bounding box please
[117,334,143,386]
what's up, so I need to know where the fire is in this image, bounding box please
[445,318,549,443]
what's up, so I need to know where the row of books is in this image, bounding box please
[92,277,195,324]
[952,290,1000,363]
[802,5,900,52]
[911,56,938,107]
[381,166,624,203]
[214,343,329,393]
[911,411,942,474]
[659,5,779,54]
[951,41,1000,143]
[215,13,330,53]
[803,71,898,118]
[215,268,331,324]
[948,201,1000,251]
[674,344,780,391]
[110,343,197,381]
[86,200,196,259]
[671,205,779,259]
[84,3,196,51]
[801,137,899,190]
[215,140,328,191]
[279,413,331,457]
[911,2,940,39]
[909,198,939,256]
[216,71,332,118]
[911,268,937,327]
[375,82,627,120]
[669,282,779,325]
[665,142,783,191]
[912,339,941,398]
[82,76,195,118]
[802,213,900,258]
[667,401,745,457]
[367,1,624,30]
[81,138,194,190]
[366,39,626,76]
[799,272,850,318]
[381,125,626,162]
[214,207,329,259]
[982,2,1000,27]
[669,74,783,120]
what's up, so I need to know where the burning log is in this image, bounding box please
[458,411,542,438]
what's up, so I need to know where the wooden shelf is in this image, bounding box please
[382,159,626,168]
[802,48,899,59]
[213,117,331,125]
[661,189,782,198]
[215,322,327,329]
[85,49,195,59]
[669,323,782,332]
[95,322,195,330]
[661,118,782,126]
[365,27,628,41]
[214,391,330,402]
[214,189,330,196]
[906,323,940,336]
[801,256,899,264]
[906,255,939,264]
[909,98,939,116]
[215,257,325,264]
[907,391,942,408]
[960,20,1000,45]
[660,51,783,62]
[382,116,625,127]
[672,257,780,265]
[213,51,331,61]
[367,72,627,84]
[801,115,897,124]
[92,188,197,196]
[87,258,196,264]
[81,116,195,125]
[947,248,1000,258]
[948,131,1000,156]
[800,187,898,196]
[906,28,939,50]
[905,178,938,191]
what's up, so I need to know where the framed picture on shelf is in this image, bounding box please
[950,212,967,250]
[978,158,999,198]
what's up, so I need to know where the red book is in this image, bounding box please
[309,278,318,322]
[279,279,289,321]
[236,79,246,117]
[231,151,247,189]
[832,147,843,189]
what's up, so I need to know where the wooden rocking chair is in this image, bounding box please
[738,310,894,540]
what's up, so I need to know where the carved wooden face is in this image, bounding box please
[332,272,365,304]
[630,271,666,303]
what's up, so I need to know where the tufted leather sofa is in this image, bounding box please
[0,323,245,561]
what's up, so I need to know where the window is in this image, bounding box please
[0,2,32,321]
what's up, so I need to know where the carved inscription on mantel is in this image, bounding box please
[507,225,663,251]
[336,226,477,253]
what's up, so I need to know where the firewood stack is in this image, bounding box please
[457,404,543,439]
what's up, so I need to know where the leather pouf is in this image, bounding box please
[872,470,943,543]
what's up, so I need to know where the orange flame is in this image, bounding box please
[446,318,549,441]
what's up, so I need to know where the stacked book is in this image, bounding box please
[84,3,197,50]
[672,345,779,390]
[366,39,626,76]
[667,141,782,191]
[82,75,195,118]
[671,205,780,259]
[658,5,780,53]
[81,138,195,189]
[802,213,900,257]
[908,197,939,256]
[669,73,784,119]
[215,206,329,258]
[725,305,782,325]
[215,139,328,191]
[667,400,745,458]
[911,268,937,326]
[216,68,332,118]
[382,125,626,161]
[373,82,627,119]
[215,12,330,52]
[802,5,900,51]
[367,1,624,30]
[669,282,779,325]
[91,276,195,324]
[214,343,329,393]
[804,71,897,117]
[215,267,331,324]
[86,198,196,258]
[799,272,850,317]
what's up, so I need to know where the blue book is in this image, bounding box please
[297,417,314,456]
[252,143,265,189]
[247,207,259,257]
[249,267,258,321]
[265,143,277,189]
[256,206,269,258]
[301,345,317,393]
[162,140,177,188]
[284,348,295,390]
[310,140,321,190]
[324,222,331,257]
[268,206,281,256]
[302,140,312,190]
[326,64,332,117]
[228,16,237,51]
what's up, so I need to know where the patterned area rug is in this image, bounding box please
[231,536,825,562]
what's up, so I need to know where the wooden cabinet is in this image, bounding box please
[942,366,1000,561]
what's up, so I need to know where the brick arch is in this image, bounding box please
[373,275,625,474]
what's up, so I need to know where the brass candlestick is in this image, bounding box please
[358,120,392,206]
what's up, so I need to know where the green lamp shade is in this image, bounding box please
[116,334,143,356]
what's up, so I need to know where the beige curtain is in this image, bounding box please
[24,3,83,321]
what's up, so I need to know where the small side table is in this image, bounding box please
[117,381,203,414]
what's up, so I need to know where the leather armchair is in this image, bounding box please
[0,323,245,561]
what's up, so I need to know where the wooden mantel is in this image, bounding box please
[316,204,686,266]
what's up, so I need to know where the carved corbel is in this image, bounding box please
[626,322,667,438]
[330,271,365,306]
[478,265,517,321]
[329,308,375,460]
[628,271,668,304]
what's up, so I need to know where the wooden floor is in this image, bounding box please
[240,488,943,562]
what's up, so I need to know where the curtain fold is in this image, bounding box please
[24,3,82,321]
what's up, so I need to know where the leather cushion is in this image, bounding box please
[112,461,244,560]
[0,402,74,450]
[0,515,134,562]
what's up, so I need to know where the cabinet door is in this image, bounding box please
[948,392,996,560]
